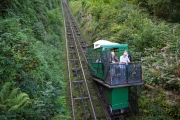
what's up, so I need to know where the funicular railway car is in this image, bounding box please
[87,40,143,118]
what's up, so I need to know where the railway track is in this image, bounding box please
[61,0,108,119]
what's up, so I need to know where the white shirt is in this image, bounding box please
[120,55,130,64]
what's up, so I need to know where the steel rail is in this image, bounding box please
[62,1,87,120]
[61,0,75,119]
[71,24,97,120]
[62,0,97,119]
[64,5,97,119]
[66,12,89,64]
[64,3,100,77]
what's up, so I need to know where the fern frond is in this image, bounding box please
[8,104,19,112]
[9,88,20,99]
[0,83,31,112]
[8,97,31,112]
[12,93,30,105]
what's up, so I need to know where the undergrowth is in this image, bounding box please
[0,0,70,119]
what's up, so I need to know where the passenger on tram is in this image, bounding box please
[120,51,130,65]
[119,51,131,82]
[111,52,118,63]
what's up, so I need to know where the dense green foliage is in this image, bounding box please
[69,0,180,119]
[0,0,70,119]
[128,0,180,23]
[137,88,180,120]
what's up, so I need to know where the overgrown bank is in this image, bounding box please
[69,0,180,119]
[0,0,70,119]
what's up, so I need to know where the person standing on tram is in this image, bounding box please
[120,51,130,65]
[120,51,130,83]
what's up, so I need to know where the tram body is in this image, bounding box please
[87,40,143,116]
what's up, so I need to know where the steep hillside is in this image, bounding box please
[0,0,70,119]
[69,0,180,119]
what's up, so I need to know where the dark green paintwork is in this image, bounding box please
[103,86,129,110]
[89,63,104,79]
